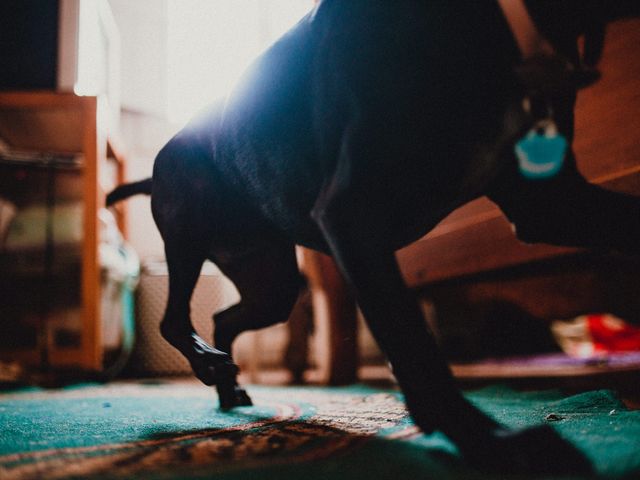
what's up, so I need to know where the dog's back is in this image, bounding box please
[195,0,523,252]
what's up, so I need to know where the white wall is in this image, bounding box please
[109,0,175,259]
[108,0,169,118]
[118,111,177,260]
[108,0,312,260]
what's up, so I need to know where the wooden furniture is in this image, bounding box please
[299,248,358,385]
[0,91,126,371]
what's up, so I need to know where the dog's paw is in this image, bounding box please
[464,425,593,475]
[217,385,254,411]
[233,387,253,407]
[174,333,238,386]
[191,359,239,386]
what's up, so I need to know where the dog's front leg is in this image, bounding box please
[310,168,590,474]
[313,197,593,473]
[311,194,495,432]
[488,155,640,256]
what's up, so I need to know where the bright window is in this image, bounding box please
[166,0,312,125]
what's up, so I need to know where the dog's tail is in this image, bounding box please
[106,178,153,206]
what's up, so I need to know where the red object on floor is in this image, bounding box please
[587,314,640,353]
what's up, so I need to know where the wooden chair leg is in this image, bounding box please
[298,248,358,385]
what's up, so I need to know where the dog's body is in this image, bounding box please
[108,0,640,473]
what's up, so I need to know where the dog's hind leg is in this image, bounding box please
[212,242,302,409]
[161,242,239,388]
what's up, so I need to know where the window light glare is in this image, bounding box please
[166,0,311,125]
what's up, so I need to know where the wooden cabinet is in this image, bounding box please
[0,91,126,371]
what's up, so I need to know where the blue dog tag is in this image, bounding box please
[515,120,567,180]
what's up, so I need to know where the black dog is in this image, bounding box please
[108,0,640,473]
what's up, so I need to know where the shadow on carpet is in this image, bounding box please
[1,381,639,479]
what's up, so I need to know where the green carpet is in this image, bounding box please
[1,381,639,479]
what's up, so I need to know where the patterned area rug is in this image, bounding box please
[1,381,639,479]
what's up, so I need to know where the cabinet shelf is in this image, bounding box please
[0,91,127,372]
